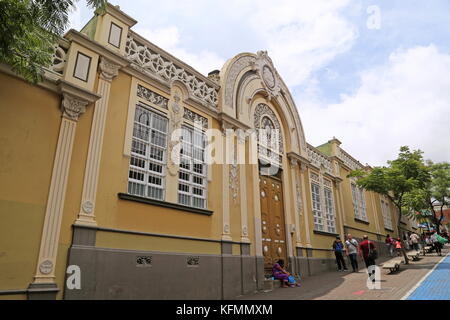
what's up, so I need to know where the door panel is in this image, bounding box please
[260,176,287,272]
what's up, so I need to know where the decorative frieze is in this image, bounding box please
[183,108,208,129]
[337,147,364,171]
[307,145,333,176]
[125,35,218,108]
[137,84,169,109]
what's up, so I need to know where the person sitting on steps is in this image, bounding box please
[272,259,300,288]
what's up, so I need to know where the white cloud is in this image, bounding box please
[116,0,358,83]
[302,44,450,165]
[135,26,225,76]
[248,0,358,86]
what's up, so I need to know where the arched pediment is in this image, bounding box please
[219,51,308,157]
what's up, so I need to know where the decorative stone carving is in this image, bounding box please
[168,89,184,176]
[136,256,152,267]
[337,147,363,171]
[39,260,53,274]
[307,145,333,176]
[99,57,120,81]
[223,224,230,233]
[224,56,255,107]
[229,163,239,204]
[242,226,248,237]
[187,256,200,266]
[296,179,303,214]
[251,51,281,100]
[61,93,88,121]
[49,43,67,75]
[137,84,169,109]
[183,108,208,129]
[82,201,93,214]
[126,35,218,108]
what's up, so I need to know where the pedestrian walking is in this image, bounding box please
[385,234,395,257]
[332,236,348,271]
[345,234,359,272]
[358,235,377,282]
[410,233,420,251]
[431,231,442,256]
[395,237,403,256]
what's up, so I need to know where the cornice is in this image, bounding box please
[96,3,137,27]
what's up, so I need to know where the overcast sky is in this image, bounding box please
[69,0,450,167]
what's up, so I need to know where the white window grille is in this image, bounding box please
[381,199,394,230]
[128,104,168,200]
[351,183,368,221]
[324,187,336,234]
[311,182,323,231]
[178,126,207,209]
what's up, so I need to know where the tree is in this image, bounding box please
[404,161,450,231]
[348,146,431,264]
[0,0,105,83]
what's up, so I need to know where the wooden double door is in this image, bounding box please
[259,175,287,272]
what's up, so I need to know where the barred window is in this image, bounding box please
[311,183,323,231]
[178,126,207,209]
[128,104,168,200]
[351,183,368,221]
[324,187,336,234]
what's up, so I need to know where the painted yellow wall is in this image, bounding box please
[0,73,61,291]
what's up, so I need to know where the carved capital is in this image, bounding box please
[61,93,88,121]
[99,57,120,81]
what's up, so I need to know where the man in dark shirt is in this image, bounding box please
[332,236,348,271]
[359,235,377,282]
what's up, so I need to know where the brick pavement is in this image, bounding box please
[237,246,449,300]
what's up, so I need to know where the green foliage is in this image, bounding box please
[348,146,431,232]
[348,146,429,207]
[349,146,449,230]
[0,0,105,83]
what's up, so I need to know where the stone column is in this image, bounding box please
[299,162,312,247]
[75,57,120,226]
[289,158,303,246]
[238,132,250,243]
[221,122,233,241]
[31,93,90,291]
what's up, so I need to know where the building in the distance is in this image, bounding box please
[0,3,417,300]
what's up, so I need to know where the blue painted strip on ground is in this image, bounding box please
[407,254,450,300]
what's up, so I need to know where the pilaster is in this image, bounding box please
[75,57,120,226]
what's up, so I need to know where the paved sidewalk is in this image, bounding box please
[238,247,449,300]
[405,253,450,300]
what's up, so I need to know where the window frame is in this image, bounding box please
[127,102,169,201]
[177,124,208,209]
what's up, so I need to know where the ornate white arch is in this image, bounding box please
[219,51,307,158]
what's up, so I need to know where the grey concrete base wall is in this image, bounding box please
[241,255,257,295]
[65,245,262,300]
[255,256,265,291]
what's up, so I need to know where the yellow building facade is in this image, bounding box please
[0,3,417,299]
